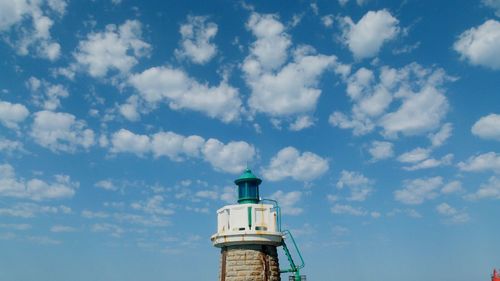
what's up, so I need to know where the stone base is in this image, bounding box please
[219,244,281,281]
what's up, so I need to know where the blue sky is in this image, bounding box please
[1,0,500,280]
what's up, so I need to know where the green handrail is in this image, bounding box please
[279,230,305,281]
[260,198,282,231]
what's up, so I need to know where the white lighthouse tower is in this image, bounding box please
[211,169,305,281]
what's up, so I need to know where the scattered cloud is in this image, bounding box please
[31,111,95,153]
[436,203,470,224]
[289,115,315,131]
[73,20,151,77]
[50,225,77,233]
[441,180,464,194]
[26,77,69,111]
[387,208,422,218]
[0,223,31,230]
[0,138,25,155]
[336,170,374,201]
[110,129,255,174]
[175,15,218,64]
[0,0,65,60]
[401,154,453,171]
[270,190,303,215]
[397,147,431,163]
[331,204,367,216]
[458,152,500,173]
[131,195,175,216]
[0,100,30,130]
[91,223,124,238]
[242,13,348,126]
[483,0,500,16]
[339,10,400,59]
[95,180,119,191]
[28,235,62,245]
[0,203,71,218]
[429,123,453,147]
[202,138,256,174]
[471,114,500,141]
[128,66,242,123]
[368,140,394,161]
[321,15,334,28]
[465,176,500,200]
[330,63,453,138]
[394,177,443,205]
[262,146,329,181]
[0,164,78,201]
[454,20,500,70]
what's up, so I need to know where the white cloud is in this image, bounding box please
[368,141,393,161]
[394,177,443,205]
[379,86,448,137]
[28,235,61,245]
[50,225,76,233]
[31,111,95,152]
[0,223,31,230]
[340,10,399,59]
[27,77,69,110]
[131,195,175,216]
[118,96,141,121]
[0,100,29,130]
[454,20,500,70]
[330,63,453,137]
[441,180,463,194]
[398,147,431,164]
[336,170,374,201]
[401,154,453,171]
[331,204,367,216]
[429,123,453,147]
[0,138,24,154]
[110,129,150,156]
[289,115,315,131]
[128,66,242,123]
[202,138,255,174]
[242,13,346,124]
[220,186,236,203]
[110,129,255,174]
[244,13,291,71]
[81,210,109,219]
[175,15,218,64]
[483,0,500,16]
[73,20,151,77]
[195,190,218,200]
[0,164,77,201]
[270,190,303,215]
[338,0,349,6]
[0,0,64,60]
[152,132,205,160]
[471,114,500,141]
[262,146,329,181]
[95,180,118,191]
[466,176,500,200]
[436,203,470,224]
[91,223,124,238]
[0,203,70,218]
[321,15,334,28]
[458,152,500,173]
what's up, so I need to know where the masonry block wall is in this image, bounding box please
[219,245,281,281]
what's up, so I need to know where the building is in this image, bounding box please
[211,169,305,281]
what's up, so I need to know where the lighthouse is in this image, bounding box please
[211,169,305,281]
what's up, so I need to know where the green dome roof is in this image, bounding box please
[234,168,262,185]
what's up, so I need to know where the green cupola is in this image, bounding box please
[234,168,262,204]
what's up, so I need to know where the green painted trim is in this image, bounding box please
[238,198,259,204]
[247,206,252,230]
